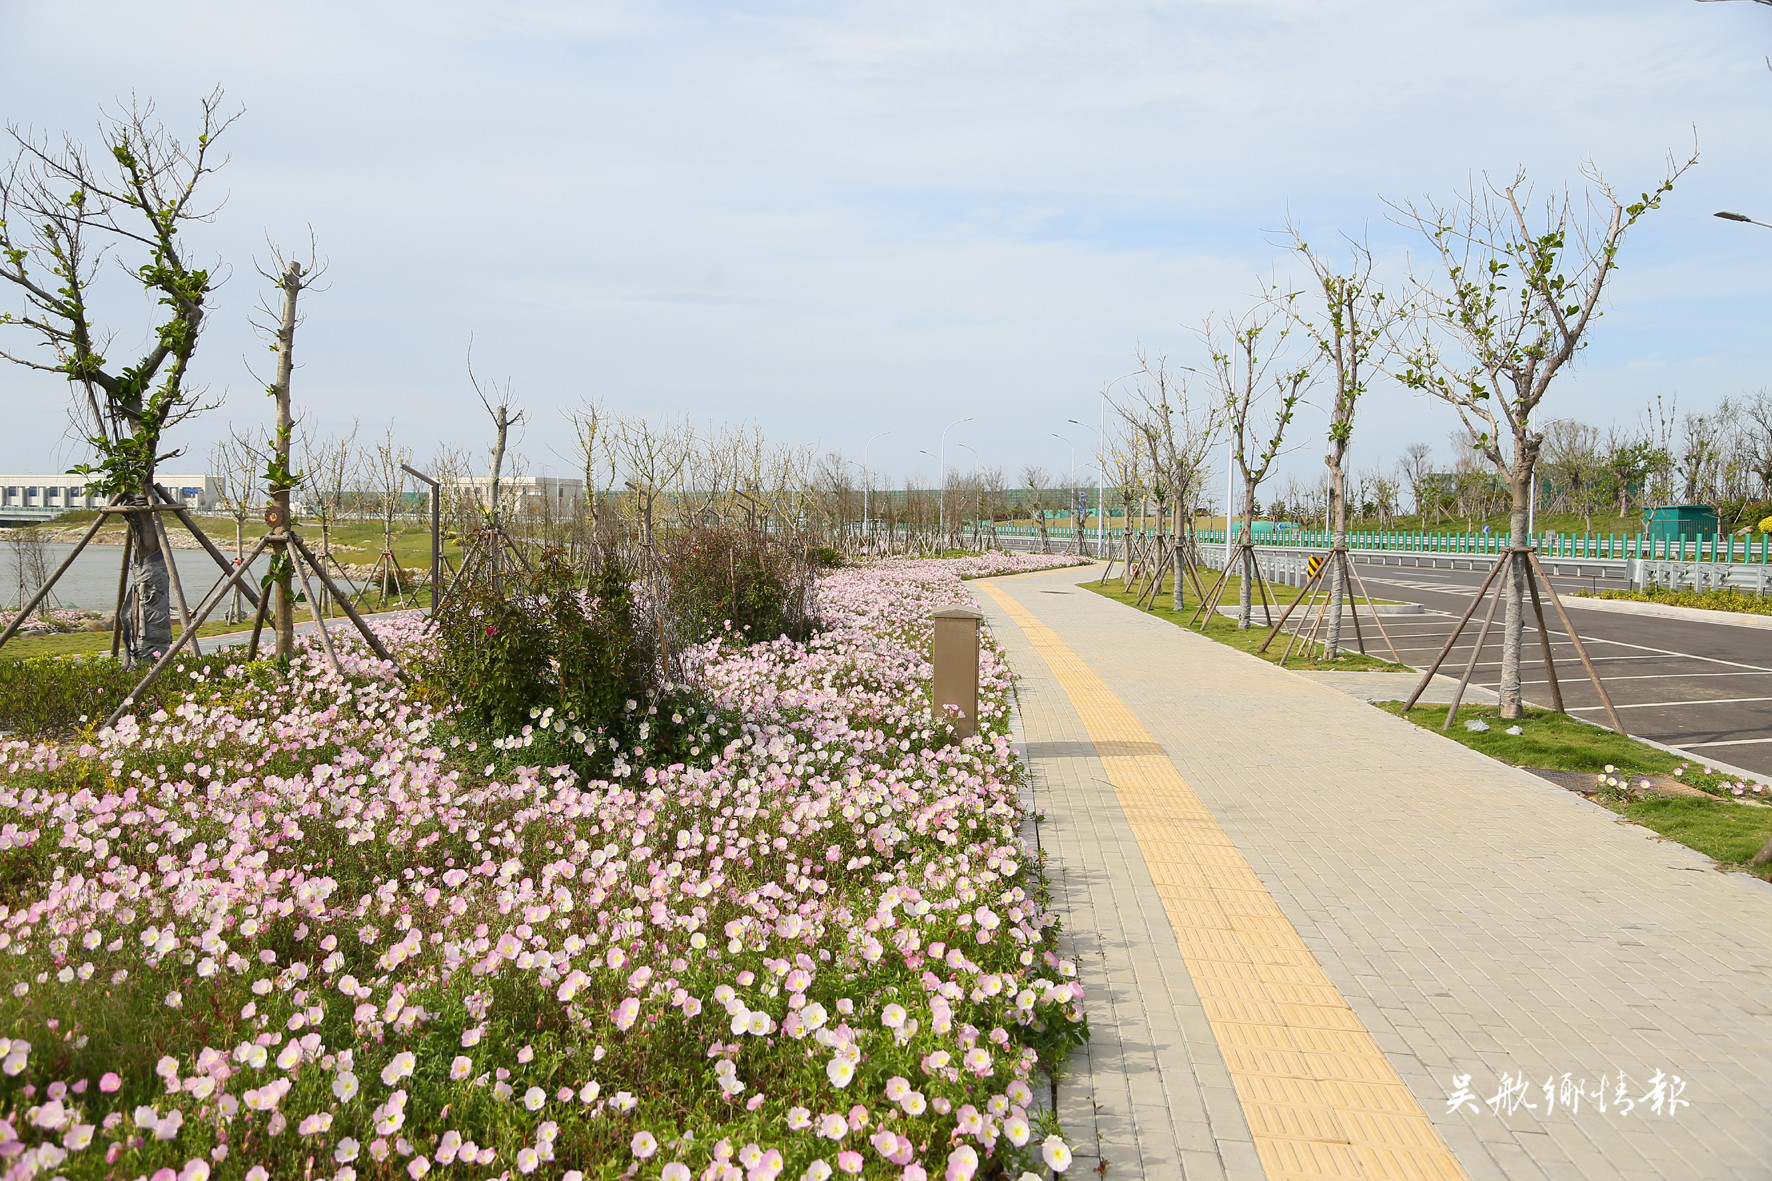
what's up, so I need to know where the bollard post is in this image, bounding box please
[931,605,983,739]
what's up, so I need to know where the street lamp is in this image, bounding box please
[936,417,972,542]
[863,430,890,546]
[1069,413,1104,555]
[1716,210,1772,229]
[1051,432,1078,547]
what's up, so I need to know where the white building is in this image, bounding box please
[446,475,584,518]
[0,473,220,520]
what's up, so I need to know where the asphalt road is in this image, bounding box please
[1305,558,1772,777]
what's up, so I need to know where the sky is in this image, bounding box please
[1,0,1769,496]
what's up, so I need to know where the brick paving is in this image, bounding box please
[977,565,1772,1180]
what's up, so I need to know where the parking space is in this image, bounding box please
[1261,563,1772,777]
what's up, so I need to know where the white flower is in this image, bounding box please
[826,1057,855,1088]
[516,1146,539,1174]
[881,1003,907,1029]
[1042,1135,1073,1172]
[333,1072,359,1101]
[523,1086,546,1111]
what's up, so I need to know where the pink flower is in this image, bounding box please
[99,1072,122,1093]
[837,1152,865,1176]
[612,997,641,1031]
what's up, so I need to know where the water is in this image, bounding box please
[0,540,363,613]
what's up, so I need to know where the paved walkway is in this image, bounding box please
[975,565,1772,1181]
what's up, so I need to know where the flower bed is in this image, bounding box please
[0,557,1084,1180]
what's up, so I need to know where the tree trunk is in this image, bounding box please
[123,495,173,664]
[1325,461,1347,659]
[489,410,508,529]
[270,262,303,662]
[1237,490,1256,629]
[1497,472,1532,719]
[233,517,244,623]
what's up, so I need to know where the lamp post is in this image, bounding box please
[1717,210,1772,229]
[1069,410,1104,555]
[1051,432,1078,546]
[863,430,890,547]
[936,417,972,544]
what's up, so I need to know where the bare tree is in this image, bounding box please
[250,240,324,660]
[1200,297,1313,627]
[567,398,613,551]
[210,434,261,621]
[467,342,526,529]
[1288,231,1401,655]
[1021,465,1053,553]
[1389,150,1696,716]
[0,91,239,664]
[1398,442,1436,523]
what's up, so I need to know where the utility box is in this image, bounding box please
[930,606,983,739]
[1643,505,1718,541]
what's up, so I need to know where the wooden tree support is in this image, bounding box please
[1187,541,1278,631]
[0,490,264,660]
[1256,547,1402,667]
[1400,546,1626,734]
[105,529,404,731]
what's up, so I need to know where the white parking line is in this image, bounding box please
[1566,696,1772,711]
[1678,737,1772,749]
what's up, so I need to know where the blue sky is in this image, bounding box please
[1,0,1769,492]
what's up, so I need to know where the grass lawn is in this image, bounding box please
[1378,702,1772,879]
[1084,576,1410,672]
[1375,702,1692,774]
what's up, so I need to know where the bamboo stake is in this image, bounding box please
[1284,568,1337,667]
[289,533,402,670]
[1524,563,1566,713]
[246,574,272,661]
[151,485,260,610]
[0,502,117,650]
[289,548,343,677]
[105,534,272,729]
[1527,550,1626,735]
[153,506,201,658]
[1343,550,1402,664]
[1257,555,1329,653]
[1401,553,1511,712]
[110,528,133,660]
[1443,556,1507,730]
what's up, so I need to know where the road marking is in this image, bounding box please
[1565,695,1772,711]
[1677,737,1772,749]
[977,578,1472,1181]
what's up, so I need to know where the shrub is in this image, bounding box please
[0,653,204,738]
[661,526,819,646]
[427,548,717,774]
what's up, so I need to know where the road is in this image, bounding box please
[1293,558,1772,777]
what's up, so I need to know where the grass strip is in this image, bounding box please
[1083,578,1409,672]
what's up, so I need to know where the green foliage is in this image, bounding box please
[661,527,820,647]
[427,549,722,775]
[0,654,200,739]
[1589,583,1772,616]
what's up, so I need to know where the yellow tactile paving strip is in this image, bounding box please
[977,578,1472,1181]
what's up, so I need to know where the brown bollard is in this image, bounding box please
[931,605,983,739]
